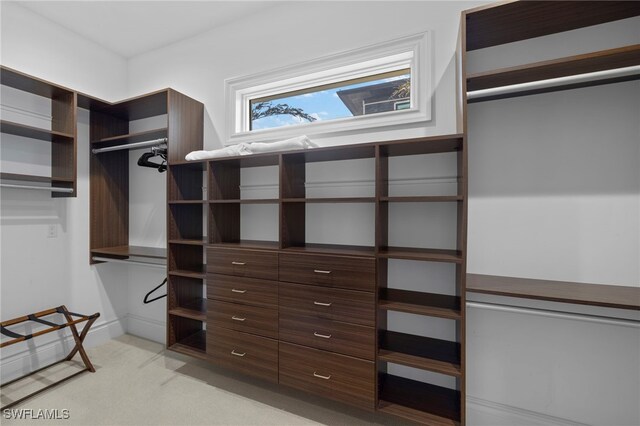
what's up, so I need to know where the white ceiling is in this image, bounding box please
[18,1,281,58]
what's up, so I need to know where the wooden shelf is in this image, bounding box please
[378,247,463,263]
[378,374,460,426]
[379,330,461,377]
[0,173,74,183]
[464,1,640,51]
[78,89,168,121]
[168,200,205,205]
[1,120,73,142]
[169,159,207,170]
[169,330,207,359]
[381,196,463,203]
[168,239,206,246]
[1,65,74,98]
[379,135,463,157]
[467,274,640,310]
[168,269,205,280]
[91,245,166,260]
[207,240,280,251]
[169,299,206,322]
[467,44,640,102]
[210,199,279,204]
[91,128,167,145]
[283,197,375,203]
[283,243,375,257]
[379,288,461,320]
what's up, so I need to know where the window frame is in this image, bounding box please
[224,32,432,145]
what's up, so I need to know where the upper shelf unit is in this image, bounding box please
[87,88,204,264]
[467,44,640,102]
[464,1,640,102]
[0,66,77,197]
[464,1,640,51]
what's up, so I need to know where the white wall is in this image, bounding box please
[0,2,129,381]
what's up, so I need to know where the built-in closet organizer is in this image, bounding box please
[175,134,467,425]
[85,88,203,263]
[0,66,77,196]
[459,9,640,303]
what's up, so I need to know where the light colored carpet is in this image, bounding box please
[1,335,404,425]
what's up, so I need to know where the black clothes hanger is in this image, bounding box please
[137,147,167,173]
[143,278,167,304]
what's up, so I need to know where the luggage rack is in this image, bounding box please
[0,306,100,409]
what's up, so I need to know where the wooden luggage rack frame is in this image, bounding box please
[0,306,100,409]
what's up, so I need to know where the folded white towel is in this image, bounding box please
[184,143,251,161]
[247,135,317,153]
[185,135,317,161]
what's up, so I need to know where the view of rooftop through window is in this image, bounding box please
[250,69,411,131]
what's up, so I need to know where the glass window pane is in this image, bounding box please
[250,70,411,131]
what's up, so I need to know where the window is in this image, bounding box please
[225,32,431,144]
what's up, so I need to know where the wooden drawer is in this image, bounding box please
[279,313,374,360]
[279,253,375,292]
[279,282,374,326]
[207,247,278,281]
[279,342,375,410]
[207,274,278,308]
[208,300,278,339]
[206,326,278,383]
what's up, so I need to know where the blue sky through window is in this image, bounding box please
[251,73,410,131]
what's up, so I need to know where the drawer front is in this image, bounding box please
[207,274,278,308]
[207,326,278,383]
[279,313,374,360]
[279,342,375,410]
[279,282,374,326]
[208,300,278,339]
[279,253,375,292]
[207,247,278,281]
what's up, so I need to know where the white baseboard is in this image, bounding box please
[0,316,126,383]
[467,396,589,426]
[126,313,166,345]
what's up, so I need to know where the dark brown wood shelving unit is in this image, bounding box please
[194,133,467,422]
[459,3,640,423]
[1,66,78,197]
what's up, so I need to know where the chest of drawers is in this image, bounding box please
[205,245,376,410]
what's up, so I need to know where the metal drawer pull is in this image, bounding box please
[232,316,246,321]
[231,350,246,357]
[313,269,331,274]
[313,372,331,380]
[231,289,247,294]
[231,261,246,266]
[313,301,332,307]
[313,332,331,339]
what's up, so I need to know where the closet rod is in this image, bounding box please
[0,183,74,193]
[91,138,168,154]
[91,256,166,268]
[467,65,640,101]
[467,301,640,328]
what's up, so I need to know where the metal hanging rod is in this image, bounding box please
[467,65,640,101]
[0,183,74,193]
[91,138,168,155]
[91,256,166,268]
[467,301,640,328]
